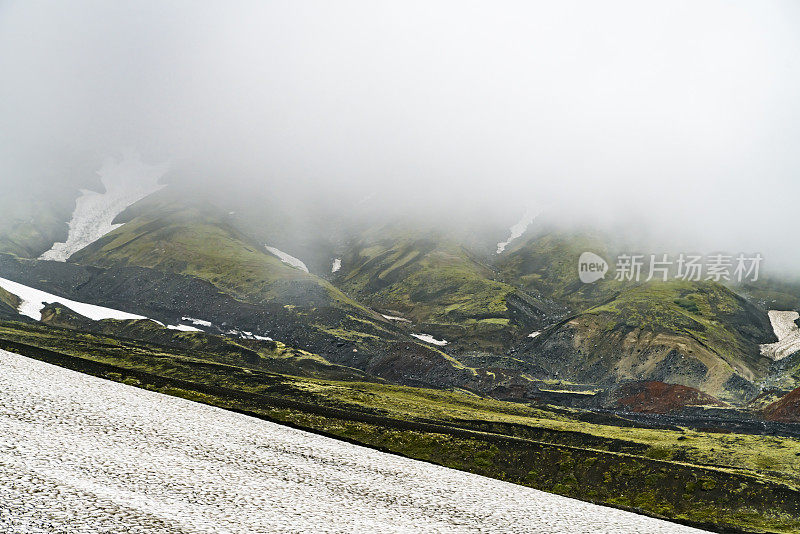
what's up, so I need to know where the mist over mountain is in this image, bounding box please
[2,1,800,271]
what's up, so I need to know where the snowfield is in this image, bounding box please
[39,151,167,262]
[0,276,147,322]
[381,314,411,323]
[496,210,537,254]
[760,310,800,361]
[410,333,448,346]
[0,351,710,534]
[265,246,309,272]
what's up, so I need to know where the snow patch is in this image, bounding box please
[0,277,147,322]
[167,324,202,332]
[496,210,537,254]
[760,310,800,361]
[39,150,168,261]
[528,331,541,338]
[181,316,213,328]
[226,329,273,342]
[382,314,411,323]
[265,246,309,273]
[331,258,342,273]
[411,333,448,346]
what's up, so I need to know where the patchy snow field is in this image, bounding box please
[410,333,448,346]
[760,310,800,361]
[332,258,342,273]
[167,324,203,332]
[39,151,167,261]
[265,246,309,273]
[382,314,411,323]
[0,276,146,322]
[0,277,198,333]
[496,210,537,254]
[0,350,708,534]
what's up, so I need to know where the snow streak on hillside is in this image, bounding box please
[0,277,197,333]
[411,333,448,346]
[0,277,146,322]
[0,350,709,534]
[761,310,800,361]
[39,151,167,261]
[265,246,309,272]
[496,210,537,254]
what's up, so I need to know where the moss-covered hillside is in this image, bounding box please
[335,225,557,351]
[525,280,775,402]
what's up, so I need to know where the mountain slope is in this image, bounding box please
[523,280,774,402]
[71,193,364,311]
[334,225,557,351]
[496,229,625,312]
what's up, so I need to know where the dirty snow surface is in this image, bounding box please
[0,351,709,534]
[760,310,800,361]
[264,246,309,272]
[39,151,167,261]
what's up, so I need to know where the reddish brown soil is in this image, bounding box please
[764,387,800,423]
[613,381,727,414]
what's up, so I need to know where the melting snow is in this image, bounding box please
[226,329,273,342]
[0,350,709,533]
[39,150,168,261]
[760,310,800,361]
[0,277,147,322]
[411,333,448,346]
[496,210,537,254]
[167,324,202,332]
[265,246,309,273]
[332,258,342,273]
[382,314,411,323]
[181,316,213,328]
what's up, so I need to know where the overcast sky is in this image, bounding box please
[1,1,799,270]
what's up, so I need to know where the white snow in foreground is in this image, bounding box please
[382,314,411,323]
[528,331,541,338]
[0,350,709,534]
[181,316,213,328]
[496,210,537,254]
[332,258,342,273]
[411,333,448,346]
[265,246,309,273]
[760,310,800,361]
[0,277,146,322]
[167,324,203,332]
[39,150,168,261]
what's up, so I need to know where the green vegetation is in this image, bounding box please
[0,192,74,258]
[1,320,799,533]
[530,280,774,402]
[496,230,625,311]
[71,193,369,314]
[0,286,20,311]
[337,227,547,349]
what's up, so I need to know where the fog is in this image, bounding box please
[1,1,799,271]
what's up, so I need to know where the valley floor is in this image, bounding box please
[0,349,709,534]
